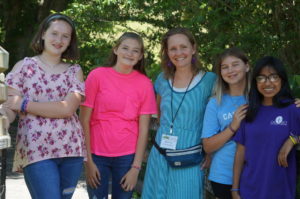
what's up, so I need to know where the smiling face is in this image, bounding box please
[42,20,72,57]
[167,34,195,70]
[220,55,249,86]
[114,38,143,68]
[256,66,282,105]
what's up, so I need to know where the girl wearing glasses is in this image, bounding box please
[232,56,300,199]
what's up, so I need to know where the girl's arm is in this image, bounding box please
[121,114,151,192]
[279,104,300,166]
[0,83,20,124]
[5,69,84,118]
[278,136,298,167]
[232,143,245,199]
[156,95,161,121]
[295,98,300,107]
[79,106,100,188]
[203,104,248,153]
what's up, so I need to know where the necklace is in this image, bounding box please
[38,55,61,68]
[169,75,194,134]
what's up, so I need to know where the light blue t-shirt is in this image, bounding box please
[201,94,246,185]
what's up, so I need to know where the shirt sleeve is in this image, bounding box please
[5,59,27,93]
[81,69,99,108]
[139,78,157,115]
[232,121,246,145]
[290,104,300,136]
[69,65,85,96]
[201,98,220,138]
[154,73,163,96]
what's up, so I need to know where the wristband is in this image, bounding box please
[21,98,29,114]
[228,124,236,134]
[289,136,297,145]
[290,132,300,144]
[230,188,240,192]
[24,99,29,113]
[131,165,141,171]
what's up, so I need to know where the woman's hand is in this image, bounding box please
[85,160,101,188]
[278,138,294,167]
[120,168,139,192]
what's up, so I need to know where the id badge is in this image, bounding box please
[160,134,178,150]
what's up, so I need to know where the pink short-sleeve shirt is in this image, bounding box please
[82,67,157,156]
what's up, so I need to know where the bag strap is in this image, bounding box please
[153,140,166,155]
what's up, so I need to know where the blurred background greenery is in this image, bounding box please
[0,0,299,97]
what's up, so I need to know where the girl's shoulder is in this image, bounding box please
[89,66,110,75]
[134,71,153,83]
[66,63,82,74]
[208,95,218,103]
[85,66,109,79]
[206,96,220,109]
[10,57,37,73]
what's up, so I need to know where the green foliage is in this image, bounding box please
[62,0,300,80]
[2,1,300,197]
[0,22,4,43]
[290,75,300,98]
[5,0,295,78]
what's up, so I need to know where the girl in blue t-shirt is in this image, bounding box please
[202,47,250,199]
[232,56,300,199]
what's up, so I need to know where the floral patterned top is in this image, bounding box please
[5,57,86,172]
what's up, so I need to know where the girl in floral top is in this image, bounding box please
[2,13,86,199]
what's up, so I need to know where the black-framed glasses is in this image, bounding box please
[256,74,280,83]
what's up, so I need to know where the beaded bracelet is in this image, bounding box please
[290,132,300,144]
[20,98,29,114]
[289,136,297,145]
[228,124,236,134]
[230,188,240,192]
[131,165,141,171]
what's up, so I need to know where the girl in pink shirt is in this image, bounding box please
[80,32,157,199]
